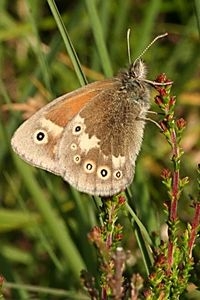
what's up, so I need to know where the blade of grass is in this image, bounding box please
[46,0,87,86]
[126,198,154,275]
[98,1,112,39]
[110,0,131,59]
[4,282,90,299]
[7,174,64,271]
[125,202,153,246]
[26,0,52,95]
[194,0,200,35]
[21,34,63,100]
[84,0,113,77]
[0,209,39,233]
[133,0,162,59]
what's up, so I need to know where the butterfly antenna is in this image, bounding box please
[127,28,132,65]
[133,32,168,64]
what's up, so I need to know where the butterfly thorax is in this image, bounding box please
[116,60,150,109]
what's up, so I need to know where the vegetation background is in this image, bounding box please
[0,0,199,299]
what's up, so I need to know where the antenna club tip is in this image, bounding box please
[160,32,168,38]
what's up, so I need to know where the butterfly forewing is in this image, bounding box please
[11,80,114,175]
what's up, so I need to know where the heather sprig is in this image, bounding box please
[144,75,200,299]
[83,195,126,298]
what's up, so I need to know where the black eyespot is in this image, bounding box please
[114,170,122,179]
[33,129,48,144]
[84,160,96,174]
[73,155,81,164]
[97,166,110,180]
[75,125,81,132]
[101,169,108,177]
[72,124,83,135]
[86,163,93,170]
[36,131,45,141]
[70,143,77,151]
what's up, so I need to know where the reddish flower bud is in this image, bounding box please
[0,275,4,285]
[118,195,126,205]
[88,226,102,242]
[169,96,176,106]
[155,253,166,266]
[161,168,171,180]
[176,118,186,130]
[155,95,163,106]
[159,88,167,97]
[115,233,123,240]
[156,73,168,83]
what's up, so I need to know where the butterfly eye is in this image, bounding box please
[70,143,77,151]
[73,155,81,164]
[72,124,83,135]
[114,170,123,180]
[97,166,111,180]
[83,160,96,174]
[33,129,48,144]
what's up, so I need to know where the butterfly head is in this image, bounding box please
[129,59,147,81]
[117,59,150,108]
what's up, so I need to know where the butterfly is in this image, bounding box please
[11,34,170,196]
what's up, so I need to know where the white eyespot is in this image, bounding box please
[114,170,123,180]
[83,160,96,174]
[73,155,81,164]
[72,124,82,135]
[97,166,111,180]
[33,129,48,144]
[70,143,77,151]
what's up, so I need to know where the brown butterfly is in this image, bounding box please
[11,34,171,196]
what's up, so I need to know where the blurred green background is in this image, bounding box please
[0,0,200,299]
